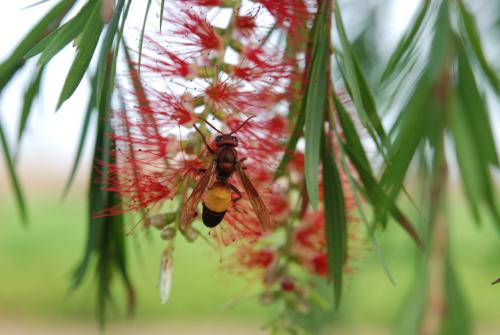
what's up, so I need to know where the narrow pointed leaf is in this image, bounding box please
[456,42,499,166]
[0,119,28,224]
[63,76,97,197]
[334,95,370,170]
[449,91,500,227]
[72,49,115,289]
[274,105,305,179]
[334,1,387,150]
[458,1,500,93]
[341,141,422,246]
[333,122,396,285]
[25,0,97,63]
[440,256,472,335]
[322,136,347,309]
[95,0,125,109]
[160,0,166,31]
[304,0,330,209]
[17,65,45,142]
[57,2,104,109]
[0,0,76,92]
[380,0,430,82]
[137,0,153,73]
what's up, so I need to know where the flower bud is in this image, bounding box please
[158,251,174,304]
[148,213,177,230]
[101,0,115,23]
[184,228,199,242]
[160,227,176,240]
[280,277,295,292]
[263,266,278,286]
[259,292,276,305]
[295,300,310,314]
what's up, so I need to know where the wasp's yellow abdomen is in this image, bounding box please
[202,183,232,213]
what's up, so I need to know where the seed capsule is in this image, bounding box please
[160,227,176,240]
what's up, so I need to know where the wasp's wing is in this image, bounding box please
[235,162,271,229]
[180,160,216,227]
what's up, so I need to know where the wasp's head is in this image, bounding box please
[214,134,238,147]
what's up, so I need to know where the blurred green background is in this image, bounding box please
[1,186,499,334]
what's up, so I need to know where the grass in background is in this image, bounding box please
[0,188,499,331]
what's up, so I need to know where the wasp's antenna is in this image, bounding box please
[196,117,223,135]
[230,115,255,135]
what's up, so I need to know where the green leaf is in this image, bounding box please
[56,2,104,109]
[440,254,472,335]
[352,53,386,143]
[137,0,153,73]
[17,65,45,142]
[322,135,347,309]
[273,105,304,180]
[381,74,432,211]
[95,0,125,109]
[73,46,133,327]
[304,0,330,209]
[334,95,370,170]
[394,258,427,335]
[427,0,451,80]
[65,0,130,196]
[72,43,115,289]
[334,1,387,152]
[342,141,422,247]
[160,0,166,31]
[0,0,76,92]
[333,121,396,286]
[380,0,431,83]
[26,0,98,64]
[63,76,97,197]
[0,119,28,224]
[456,41,499,167]
[449,91,500,227]
[458,1,500,93]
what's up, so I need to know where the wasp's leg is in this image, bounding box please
[197,168,207,174]
[230,183,243,202]
[193,124,215,154]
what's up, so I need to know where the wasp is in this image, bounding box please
[180,116,271,229]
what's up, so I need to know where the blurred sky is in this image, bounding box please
[0,0,419,192]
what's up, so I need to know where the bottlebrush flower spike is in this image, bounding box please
[99,0,362,326]
[234,14,258,39]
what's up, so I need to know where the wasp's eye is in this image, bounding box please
[215,135,222,142]
[231,136,238,142]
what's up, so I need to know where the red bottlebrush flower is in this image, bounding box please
[240,248,276,269]
[175,0,223,7]
[140,38,197,79]
[311,253,328,277]
[280,277,296,291]
[168,10,223,56]
[256,0,312,35]
[146,92,195,127]
[235,14,257,38]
